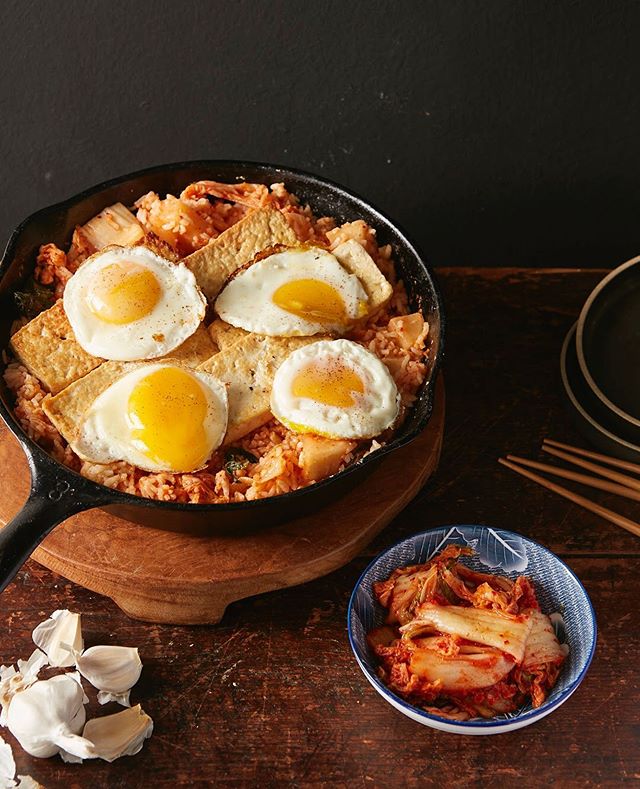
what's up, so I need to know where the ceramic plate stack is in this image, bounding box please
[562,256,640,462]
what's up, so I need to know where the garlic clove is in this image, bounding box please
[32,610,83,668]
[6,674,94,762]
[83,705,153,763]
[75,646,142,707]
[0,734,16,788]
[0,651,47,727]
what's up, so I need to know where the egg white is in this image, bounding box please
[270,339,400,439]
[72,364,228,473]
[63,246,206,361]
[214,247,368,336]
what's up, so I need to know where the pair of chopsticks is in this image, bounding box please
[499,439,640,538]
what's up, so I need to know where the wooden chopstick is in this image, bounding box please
[541,444,640,492]
[506,454,640,502]
[543,439,640,476]
[498,458,640,538]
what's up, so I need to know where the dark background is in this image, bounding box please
[1,0,639,267]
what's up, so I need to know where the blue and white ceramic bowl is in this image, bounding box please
[348,525,597,735]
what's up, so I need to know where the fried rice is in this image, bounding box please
[3,182,430,504]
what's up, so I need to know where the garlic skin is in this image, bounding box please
[15,778,44,789]
[83,704,153,763]
[0,734,16,788]
[75,646,142,707]
[0,650,48,727]
[0,667,20,729]
[0,738,42,789]
[32,610,83,668]
[6,674,94,762]
[15,651,48,683]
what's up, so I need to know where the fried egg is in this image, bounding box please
[73,364,228,473]
[270,339,400,439]
[63,246,206,361]
[214,247,368,336]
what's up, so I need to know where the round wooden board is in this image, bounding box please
[0,377,444,624]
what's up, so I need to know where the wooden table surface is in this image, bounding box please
[1,267,638,788]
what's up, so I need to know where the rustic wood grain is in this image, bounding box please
[0,267,638,788]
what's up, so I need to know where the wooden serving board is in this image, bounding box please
[0,377,444,624]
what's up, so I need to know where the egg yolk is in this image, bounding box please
[273,279,348,325]
[127,367,210,471]
[292,361,365,407]
[87,262,162,325]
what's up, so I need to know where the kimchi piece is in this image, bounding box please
[368,546,568,720]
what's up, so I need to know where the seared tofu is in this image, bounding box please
[332,239,393,314]
[197,333,325,443]
[184,208,297,301]
[11,300,214,395]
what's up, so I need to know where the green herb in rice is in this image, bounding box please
[224,448,258,476]
[14,279,54,319]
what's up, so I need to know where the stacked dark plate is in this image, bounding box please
[562,256,640,461]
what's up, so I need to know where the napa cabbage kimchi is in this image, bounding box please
[368,546,568,720]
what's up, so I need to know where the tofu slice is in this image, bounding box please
[332,239,393,313]
[11,300,215,394]
[208,318,250,352]
[184,208,297,301]
[43,352,216,453]
[197,333,324,444]
[166,324,217,367]
[10,301,102,394]
[43,360,139,445]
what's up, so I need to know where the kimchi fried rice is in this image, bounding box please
[3,181,431,504]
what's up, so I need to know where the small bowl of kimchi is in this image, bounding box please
[347,525,596,735]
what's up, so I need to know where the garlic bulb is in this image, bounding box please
[74,646,142,707]
[0,734,16,788]
[6,673,94,762]
[32,610,83,668]
[83,705,153,762]
[0,650,48,726]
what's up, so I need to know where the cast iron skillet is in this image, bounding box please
[0,161,444,592]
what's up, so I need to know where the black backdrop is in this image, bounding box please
[1,0,639,267]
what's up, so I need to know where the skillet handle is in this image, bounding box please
[0,454,111,594]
